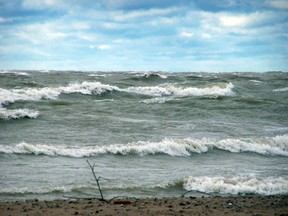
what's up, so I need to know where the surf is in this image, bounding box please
[1,135,287,157]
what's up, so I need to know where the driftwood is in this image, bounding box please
[86,160,107,202]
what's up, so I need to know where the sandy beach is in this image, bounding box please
[1,195,287,216]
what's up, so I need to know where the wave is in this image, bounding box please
[0,82,120,107]
[0,81,234,108]
[133,72,168,79]
[183,176,288,195]
[0,70,29,76]
[126,82,234,97]
[0,184,91,195]
[1,175,287,196]
[274,87,288,92]
[0,108,39,120]
[141,97,176,104]
[88,74,107,78]
[1,135,287,157]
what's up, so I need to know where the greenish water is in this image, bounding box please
[0,70,288,201]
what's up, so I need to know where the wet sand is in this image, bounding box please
[1,195,287,216]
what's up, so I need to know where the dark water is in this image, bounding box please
[0,70,287,201]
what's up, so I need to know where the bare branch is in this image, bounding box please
[86,160,106,201]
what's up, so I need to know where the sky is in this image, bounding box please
[0,0,288,72]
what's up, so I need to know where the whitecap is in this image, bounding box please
[0,81,120,108]
[0,108,39,120]
[125,83,234,97]
[274,87,288,92]
[1,135,287,157]
[183,175,288,195]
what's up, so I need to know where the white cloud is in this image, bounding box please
[219,12,270,27]
[112,7,180,21]
[219,15,251,27]
[75,33,97,42]
[150,17,177,26]
[179,30,194,38]
[22,0,60,9]
[72,22,90,30]
[0,17,6,23]
[14,22,69,45]
[98,44,112,50]
[113,39,124,43]
[201,33,213,39]
[0,17,15,23]
[268,0,288,9]
[199,11,275,36]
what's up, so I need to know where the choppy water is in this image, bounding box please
[0,70,288,201]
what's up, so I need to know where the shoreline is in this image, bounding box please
[1,195,287,216]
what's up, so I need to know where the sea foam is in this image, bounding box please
[126,83,234,97]
[0,81,234,110]
[1,135,287,157]
[183,176,288,195]
[0,108,39,120]
[0,82,119,107]
[274,87,288,92]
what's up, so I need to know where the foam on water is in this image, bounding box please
[0,82,120,107]
[274,87,288,92]
[183,176,288,195]
[0,81,235,112]
[2,175,287,196]
[0,184,90,195]
[133,72,168,79]
[0,108,39,120]
[0,70,29,76]
[1,135,287,157]
[126,82,234,97]
[60,81,120,95]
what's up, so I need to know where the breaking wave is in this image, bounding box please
[1,135,287,157]
[0,81,234,109]
[274,87,288,92]
[1,175,287,196]
[126,83,234,97]
[183,176,288,195]
[0,108,39,120]
[0,82,120,107]
[133,72,168,79]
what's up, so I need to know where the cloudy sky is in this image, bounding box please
[0,0,288,72]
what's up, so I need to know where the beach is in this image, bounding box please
[1,195,287,216]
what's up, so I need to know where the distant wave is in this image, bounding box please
[183,176,288,195]
[0,70,29,76]
[132,72,168,79]
[0,81,234,108]
[126,82,234,97]
[1,135,287,157]
[0,108,39,120]
[274,87,288,92]
[88,74,107,78]
[0,82,120,107]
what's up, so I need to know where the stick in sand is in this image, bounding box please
[86,160,106,202]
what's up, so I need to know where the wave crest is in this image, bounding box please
[0,108,39,120]
[126,83,234,97]
[183,176,288,195]
[0,82,119,108]
[1,135,287,157]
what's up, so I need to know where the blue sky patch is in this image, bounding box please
[0,0,287,72]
